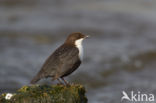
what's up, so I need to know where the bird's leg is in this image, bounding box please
[61,78,69,85]
[57,78,64,85]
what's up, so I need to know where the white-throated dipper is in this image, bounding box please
[30,32,89,85]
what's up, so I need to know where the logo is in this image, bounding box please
[121,91,155,102]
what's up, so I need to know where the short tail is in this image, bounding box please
[30,75,41,84]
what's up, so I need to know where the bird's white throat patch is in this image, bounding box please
[75,38,84,60]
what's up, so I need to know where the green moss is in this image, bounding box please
[0,84,87,103]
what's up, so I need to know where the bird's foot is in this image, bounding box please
[56,78,64,85]
[61,78,72,86]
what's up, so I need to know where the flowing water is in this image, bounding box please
[0,0,156,103]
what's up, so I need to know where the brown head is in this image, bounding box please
[64,32,89,45]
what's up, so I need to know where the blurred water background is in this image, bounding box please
[0,0,156,103]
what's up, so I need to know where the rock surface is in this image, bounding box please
[0,84,87,103]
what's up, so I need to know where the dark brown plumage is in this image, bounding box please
[30,32,88,84]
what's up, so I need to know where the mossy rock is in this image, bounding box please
[0,84,87,103]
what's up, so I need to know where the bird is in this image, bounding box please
[30,32,89,85]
